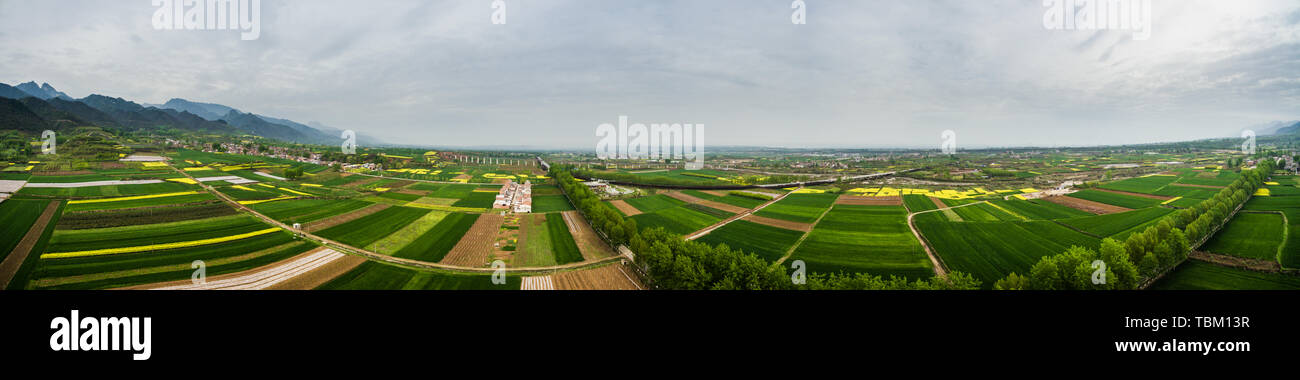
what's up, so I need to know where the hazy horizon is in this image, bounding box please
[2,0,1297,149]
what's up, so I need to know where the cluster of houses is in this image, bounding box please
[493,179,533,213]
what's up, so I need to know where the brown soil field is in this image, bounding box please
[305,203,390,232]
[267,253,366,290]
[1094,188,1173,200]
[552,263,643,290]
[836,195,902,206]
[609,199,642,216]
[1043,195,1130,214]
[663,191,750,213]
[929,196,948,209]
[440,213,505,267]
[1169,183,1225,189]
[742,214,813,232]
[562,211,616,260]
[0,201,59,289]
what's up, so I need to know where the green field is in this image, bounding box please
[988,199,1093,220]
[64,192,215,212]
[366,211,450,255]
[316,206,431,247]
[1067,189,1164,209]
[250,199,373,225]
[532,195,575,213]
[790,205,932,279]
[317,261,520,290]
[546,213,584,264]
[754,193,837,223]
[696,220,803,262]
[624,194,686,213]
[630,206,728,235]
[1201,213,1285,261]
[18,181,197,198]
[1151,261,1300,290]
[0,199,49,263]
[451,191,497,208]
[34,240,315,290]
[46,215,272,253]
[1099,175,1178,194]
[1241,195,1298,268]
[916,220,1100,287]
[391,213,479,262]
[682,190,766,209]
[1058,207,1174,238]
[902,194,938,212]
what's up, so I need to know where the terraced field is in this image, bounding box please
[790,205,932,279]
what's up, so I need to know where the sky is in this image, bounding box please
[0,0,1297,149]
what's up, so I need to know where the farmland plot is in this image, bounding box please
[1058,207,1173,238]
[754,193,838,223]
[1242,196,1300,268]
[988,199,1092,220]
[319,261,520,290]
[1151,261,1300,290]
[916,220,1100,287]
[624,194,686,213]
[790,205,932,279]
[1067,190,1164,209]
[35,240,315,290]
[0,200,50,263]
[630,205,729,235]
[316,206,430,248]
[696,220,804,262]
[1201,213,1286,261]
[392,213,479,262]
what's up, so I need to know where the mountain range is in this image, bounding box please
[0,81,378,146]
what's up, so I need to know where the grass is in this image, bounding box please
[1202,213,1286,261]
[754,193,838,223]
[916,220,1100,288]
[1067,189,1164,209]
[532,195,575,213]
[392,213,479,262]
[317,261,521,290]
[546,213,584,264]
[1151,261,1300,290]
[0,199,49,263]
[696,220,804,262]
[790,205,931,279]
[316,206,431,247]
[1058,207,1174,238]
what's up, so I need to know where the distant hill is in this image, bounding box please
[0,81,380,145]
[14,81,72,100]
[1276,121,1300,135]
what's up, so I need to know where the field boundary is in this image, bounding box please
[685,189,792,240]
[0,201,59,289]
[903,201,988,278]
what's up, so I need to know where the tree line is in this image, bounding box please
[996,158,1278,290]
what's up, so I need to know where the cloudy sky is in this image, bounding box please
[1,0,1297,149]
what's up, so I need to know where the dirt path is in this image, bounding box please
[928,196,948,209]
[562,211,616,260]
[685,190,792,240]
[609,199,642,216]
[440,213,505,267]
[663,191,749,213]
[0,201,59,289]
[900,202,989,279]
[305,203,390,232]
[1042,195,1130,214]
[1189,251,1282,273]
[551,263,643,290]
[742,214,813,232]
[1094,188,1173,200]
